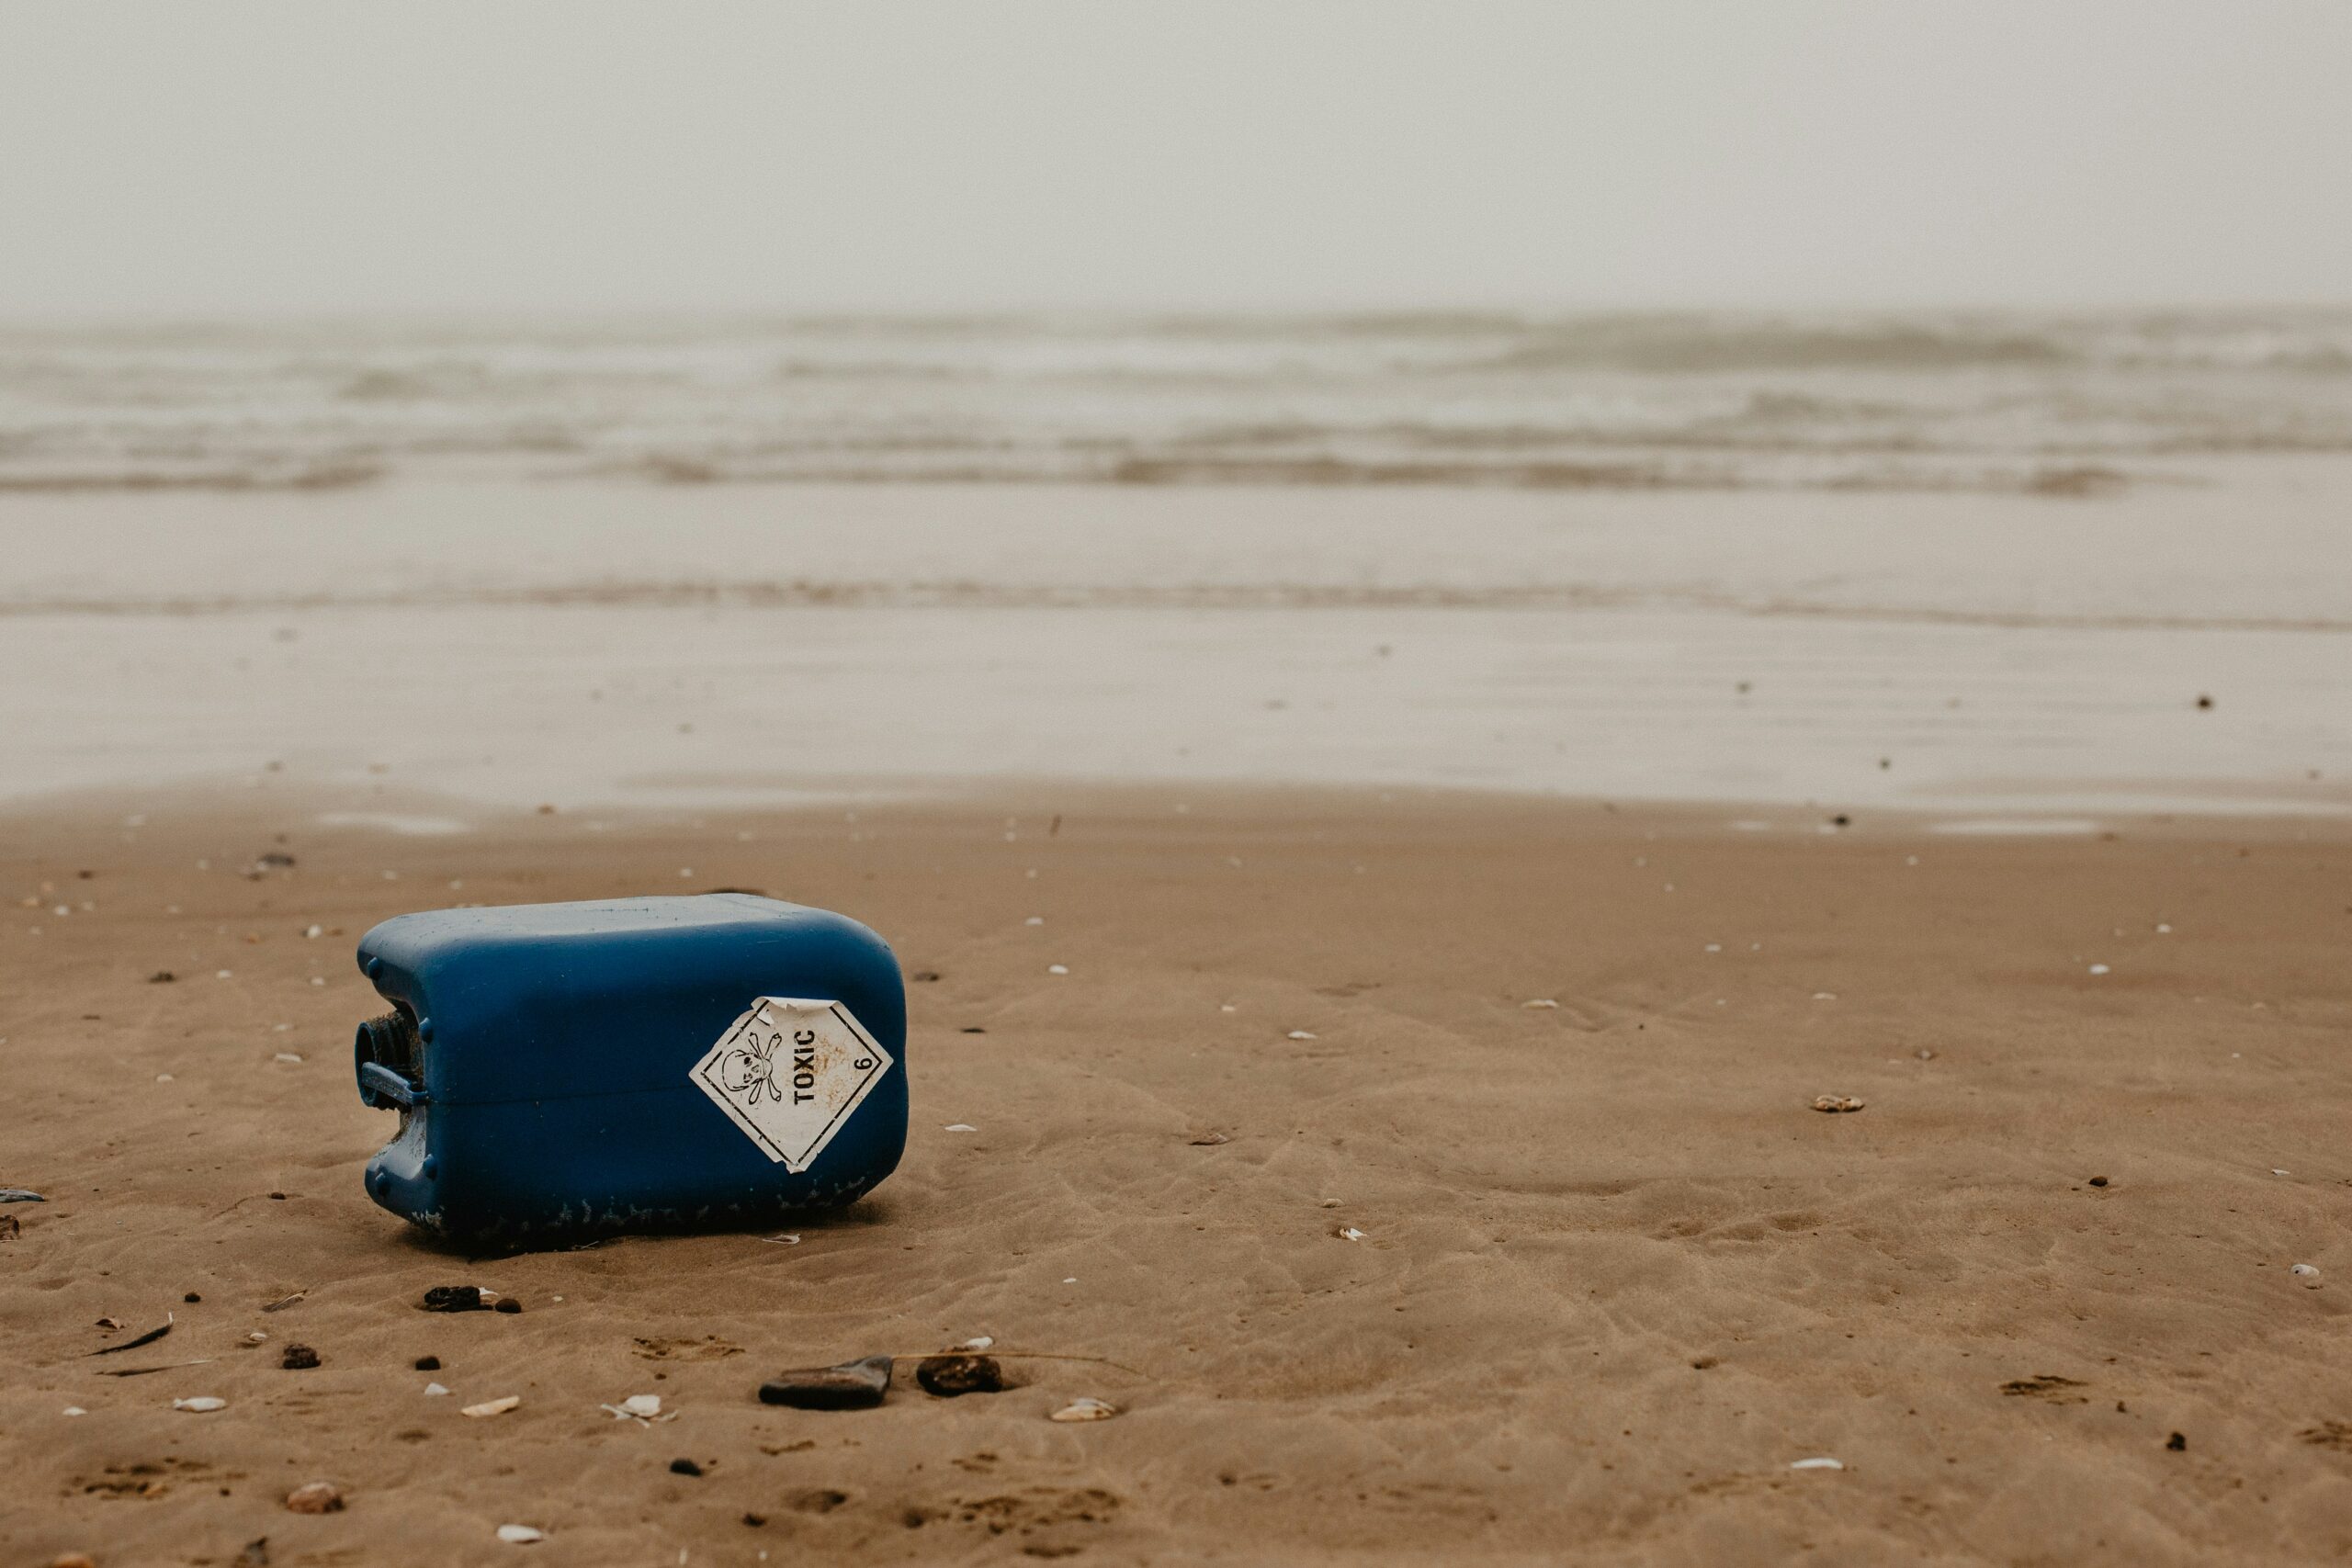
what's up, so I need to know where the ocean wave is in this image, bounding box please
[5,310,2352,493]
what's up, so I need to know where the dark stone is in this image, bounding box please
[184,1292,202,1303]
[669,1458,704,1476]
[2088,1176,2109,1188]
[910,971,941,983]
[758,1355,893,1409]
[741,1513,767,1528]
[281,1344,321,1371]
[2167,1431,2187,1451]
[915,1354,1006,1397]
[493,1297,523,1314]
[421,1285,489,1313]
[414,1355,441,1371]
[149,971,175,984]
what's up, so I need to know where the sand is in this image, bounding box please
[6,786,2350,1564]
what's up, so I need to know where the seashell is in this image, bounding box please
[62,1405,87,1416]
[943,1123,977,1133]
[461,1395,520,1418]
[1336,1226,1367,1242]
[1049,1397,1118,1422]
[962,1336,994,1350]
[758,1355,893,1410]
[496,1524,545,1544]
[2291,1263,2321,1286]
[1047,964,1069,975]
[1790,1457,1844,1471]
[1810,1096,1865,1113]
[424,1382,450,1396]
[1522,998,1559,1010]
[1286,1030,1317,1041]
[173,1396,227,1412]
[619,1393,662,1417]
[285,1481,344,1514]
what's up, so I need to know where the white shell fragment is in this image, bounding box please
[1522,998,1559,1010]
[944,1123,978,1133]
[2087,964,2111,976]
[963,1336,995,1350]
[461,1395,521,1418]
[2291,1263,2322,1286]
[1047,964,1069,975]
[1286,1031,1317,1041]
[1790,1457,1844,1471]
[496,1525,546,1544]
[424,1382,450,1396]
[62,1406,87,1416]
[620,1393,662,1417]
[1049,1397,1119,1422]
[174,1396,227,1413]
[273,1051,304,1064]
[1811,1095,1866,1113]
[1337,1226,1367,1242]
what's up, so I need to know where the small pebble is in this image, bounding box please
[281,1343,321,1370]
[174,1396,227,1413]
[496,1524,545,1544]
[1522,998,1559,1010]
[915,1354,1007,1397]
[2167,1432,2187,1450]
[285,1481,344,1514]
[2088,1177,2109,1188]
[422,1285,490,1313]
[758,1355,893,1410]
[1047,964,1069,976]
[1810,1096,1865,1113]
[1049,1397,1118,1422]
[493,1298,523,1314]
[414,1355,441,1371]
[669,1458,704,1476]
[424,1382,450,1396]
[2088,964,2111,976]
[183,1292,202,1303]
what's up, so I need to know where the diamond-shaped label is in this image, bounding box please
[689,997,894,1171]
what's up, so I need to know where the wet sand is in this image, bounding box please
[6,787,2350,1563]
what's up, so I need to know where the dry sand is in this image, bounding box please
[5,786,2351,1564]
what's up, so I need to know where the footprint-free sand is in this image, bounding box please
[5,787,2348,1563]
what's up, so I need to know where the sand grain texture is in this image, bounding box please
[4,790,2350,1563]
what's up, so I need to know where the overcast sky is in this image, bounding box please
[3,2,2347,318]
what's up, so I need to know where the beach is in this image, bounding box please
[4,787,2350,1562]
[5,311,2352,1562]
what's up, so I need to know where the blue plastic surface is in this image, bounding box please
[353,894,907,1245]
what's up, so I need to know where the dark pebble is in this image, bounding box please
[960,1026,986,1034]
[758,1354,893,1410]
[670,1458,704,1477]
[268,1192,286,1201]
[910,971,941,983]
[149,971,175,984]
[185,1292,202,1303]
[281,1343,321,1371]
[2089,1176,2109,1188]
[741,1513,767,1528]
[493,1297,522,1314]
[421,1285,489,1313]
[915,1354,1007,1397]
[2167,1432,2187,1451]
[414,1355,440,1371]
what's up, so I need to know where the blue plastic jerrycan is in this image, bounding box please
[351,894,907,1245]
